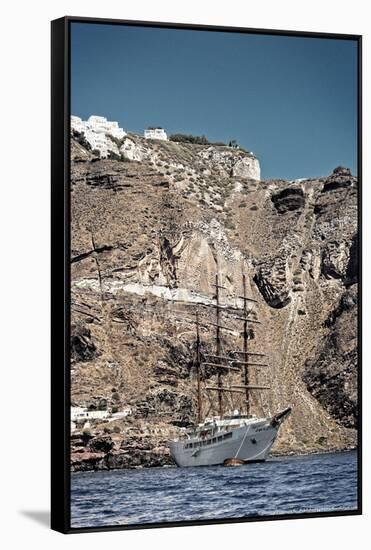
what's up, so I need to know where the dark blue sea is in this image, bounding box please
[71,450,358,528]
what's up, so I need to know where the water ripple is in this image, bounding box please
[71,451,358,528]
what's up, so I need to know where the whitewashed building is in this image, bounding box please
[71,406,110,422]
[86,115,126,140]
[144,127,168,141]
[71,115,126,157]
[111,407,132,419]
[71,115,86,133]
[71,406,132,426]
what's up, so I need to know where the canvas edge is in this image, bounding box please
[50,15,362,534]
[51,16,71,534]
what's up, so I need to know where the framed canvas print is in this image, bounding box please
[51,16,362,533]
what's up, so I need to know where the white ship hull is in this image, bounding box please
[169,417,280,468]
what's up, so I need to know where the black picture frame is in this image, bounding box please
[51,16,362,534]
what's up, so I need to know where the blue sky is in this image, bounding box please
[71,22,358,180]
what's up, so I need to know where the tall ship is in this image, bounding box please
[169,274,291,467]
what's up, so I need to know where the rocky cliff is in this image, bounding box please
[70,135,358,471]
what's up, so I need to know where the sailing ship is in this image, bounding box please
[169,274,291,467]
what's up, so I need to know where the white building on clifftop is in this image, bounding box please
[144,127,168,141]
[71,115,127,157]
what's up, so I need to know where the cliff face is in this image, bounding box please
[118,134,261,181]
[70,137,358,471]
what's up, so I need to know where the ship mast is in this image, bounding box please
[242,274,249,415]
[196,273,269,422]
[195,311,202,424]
[237,275,262,415]
[215,274,223,417]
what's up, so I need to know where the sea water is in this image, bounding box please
[71,450,358,528]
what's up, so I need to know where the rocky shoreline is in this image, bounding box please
[71,430,175,472]
[70,411,357,473]
[71,440,357,473]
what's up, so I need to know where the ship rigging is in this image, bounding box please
[169,273,291,467]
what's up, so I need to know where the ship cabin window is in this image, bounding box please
[207,440,211,445]
[212,438,217,443]
[217,435,223,442]
[223,432,233,440]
